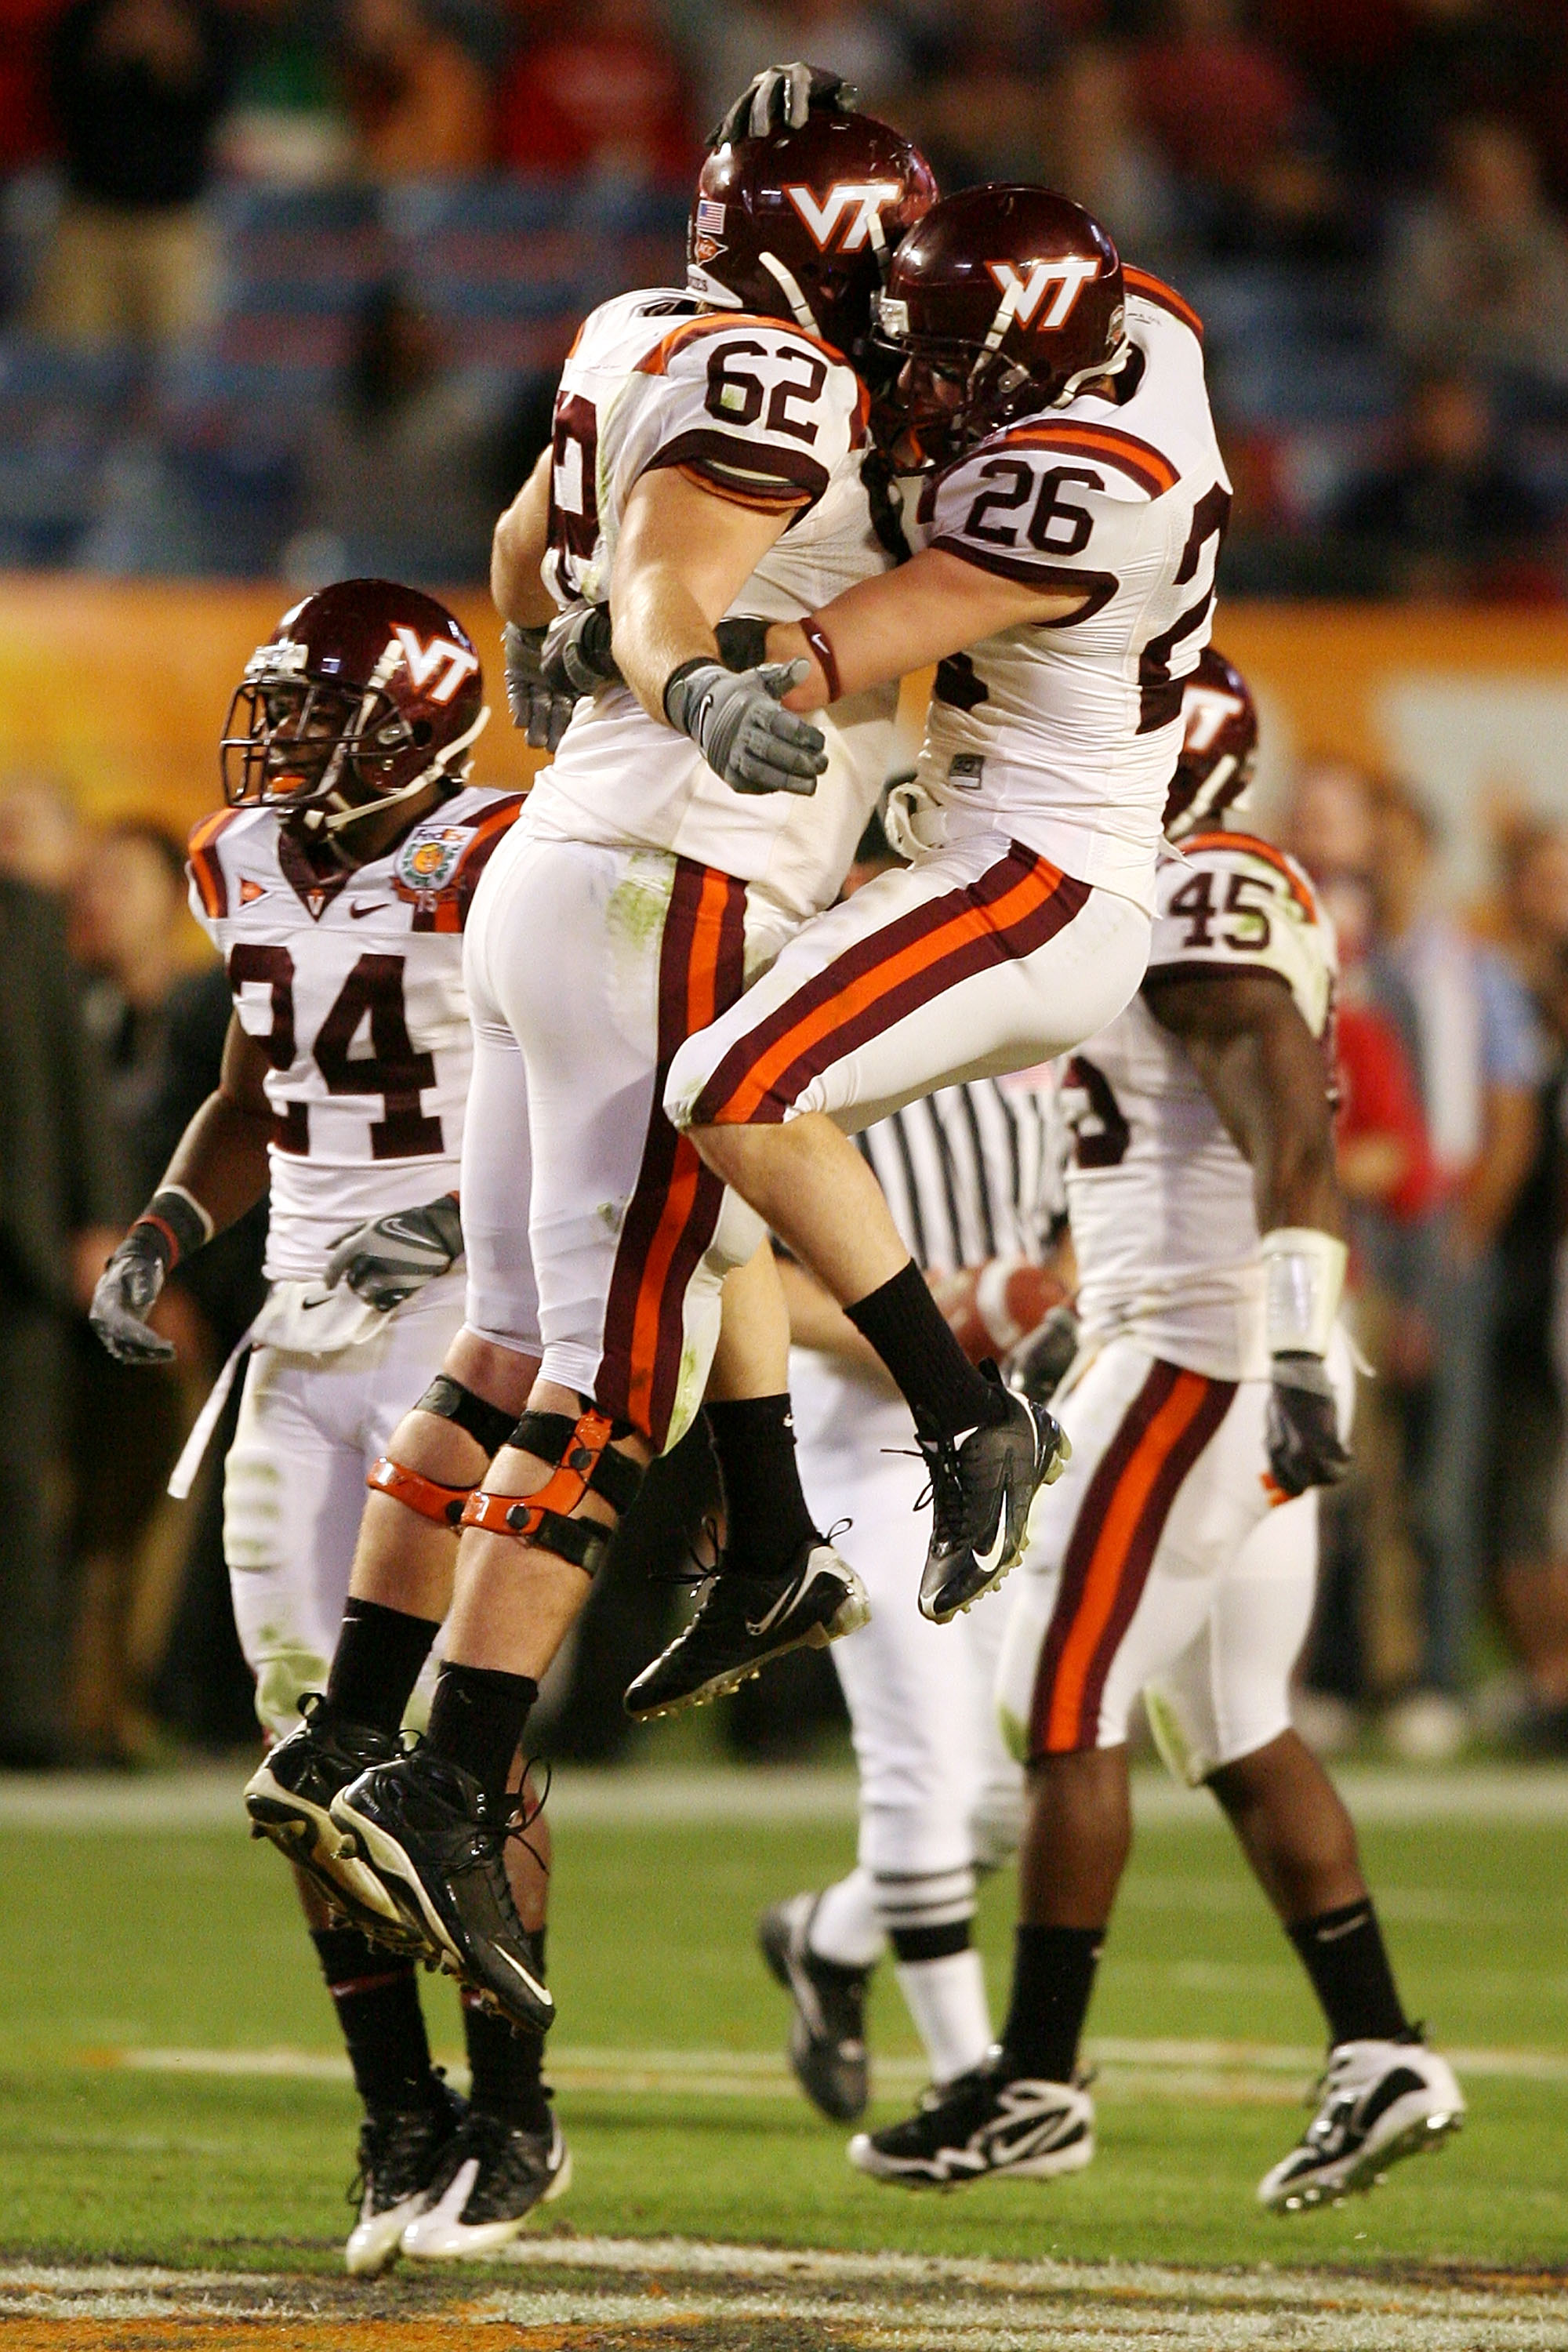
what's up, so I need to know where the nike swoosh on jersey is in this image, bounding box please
[348,902,379,918]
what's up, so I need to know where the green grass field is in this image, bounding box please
[3,1765,1567,2346]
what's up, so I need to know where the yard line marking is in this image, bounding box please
[85,2036,1568,2097]
[6,2256,1568,2351]
[9,1761,1568,1832]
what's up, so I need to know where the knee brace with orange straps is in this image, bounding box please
[459,1406,644,1574]
[365,1373,524,1530]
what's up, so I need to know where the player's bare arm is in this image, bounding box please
[491,447,557,628]
[611,470,828,797]
[1142,967,1343,1240]
[1145,962,1349,1500]
[765,546,1087,711]
[89,1013,273,1363]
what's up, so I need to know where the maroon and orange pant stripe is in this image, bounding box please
[595,858,748,1449]
[1029,1359,1236,1757]
[688,842,1091,1129]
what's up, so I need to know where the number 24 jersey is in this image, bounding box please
[1059,830,1337,1381]
[187,788,524,1282]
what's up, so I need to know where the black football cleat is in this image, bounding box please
[245,1695,423,1952]
[345,2074,465,2275]
[848,2052,1094,2189]
[623,1539,869,1719]
[917,1367,1069,1624]
[329,1749,554,2035]
[758,1892,871,2122]
[401,2107,572,2258]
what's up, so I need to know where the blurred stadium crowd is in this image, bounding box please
[2,0,1567,1777]
[7,751,1568,1773]
[0,0,1563,590]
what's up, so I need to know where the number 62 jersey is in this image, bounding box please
[1059,829,1337,1383]
[187,788,524,1283]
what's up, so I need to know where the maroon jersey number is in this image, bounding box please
[228,946,443,1160]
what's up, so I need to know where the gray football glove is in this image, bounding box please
[709,62,858,146]
[541,602,621,697]
[1011,1303,1080,1408]
[1266,1354,1352,1499]
[91,1228,175,1363]
[664,659,826,797]
[325,1194,465,1311]
[503,621,577,751]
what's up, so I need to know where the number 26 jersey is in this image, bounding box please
[1060,830,1337,1381]
[909,275,1230,914]
[187,789,524,1282]
[524,287,899,928]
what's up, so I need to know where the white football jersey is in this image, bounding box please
[1061,829,1337,1381]
[909,273,1230,913]
[188,788,526,1281]
[524,286,899,927]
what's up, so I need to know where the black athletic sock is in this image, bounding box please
[424,1663,538,1809]
[1289,1898,1410,2045]
[891,1919,971,1963]
[463,1946,550,2132]
[311,1925,437,2113]
[706,1395,818,1580]
[1000,1923,1105,2085]
[325,1597,441,1738]
[844,1261,1009,1439]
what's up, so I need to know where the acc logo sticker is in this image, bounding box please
[395,826,470,894]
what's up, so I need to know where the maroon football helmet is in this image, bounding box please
[689,99,936,366]
[875,184,1127,465]
[1162,647,1260,840]
[220,579,488,851]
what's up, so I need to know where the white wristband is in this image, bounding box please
[1261,1226,1346,1359]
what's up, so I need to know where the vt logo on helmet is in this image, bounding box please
[220,578,489,856]
[688,98,936,368]
[785,180,909,252]
[1162,647,1260,841]
[874,184,1127,466]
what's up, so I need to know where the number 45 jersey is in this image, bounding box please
[524,287,900,927]
[909,274,1229,914]
[187,789,524,1283]
[1060,830,1337,1382]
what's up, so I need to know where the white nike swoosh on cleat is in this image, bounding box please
[745,1560,835,1639]
[971,1516,1009,1581]
[494,1946,550,2000]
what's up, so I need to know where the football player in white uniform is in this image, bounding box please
[757,823,1067,2120]
[849,652,1465,2205]
[666,185,1229,1636]
[89,580,569,2270]
[325,105,940,2034]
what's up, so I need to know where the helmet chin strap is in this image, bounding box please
[1052,330,1133,408]
[300,703,491,846]
[757,249,820,335]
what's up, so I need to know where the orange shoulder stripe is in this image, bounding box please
[1123,266,1203,343]
[1183,829,1317,920]
[187,806,240,920]
[997,419,1178,496]
[636,311,851,377]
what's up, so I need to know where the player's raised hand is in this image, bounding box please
[90,1230,176,1363]
[502,622,578,751]
[325,1195,465,1311]
[664,659,827,797]
[541,602,622,698]
[1265,1355,1351,1498]
[708,61,858,147]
